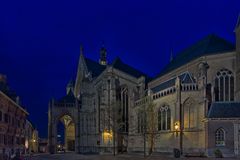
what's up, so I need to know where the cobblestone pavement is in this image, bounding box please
[29,153,238,160]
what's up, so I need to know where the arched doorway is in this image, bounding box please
[56,115,76,152]
[48,95,81,154]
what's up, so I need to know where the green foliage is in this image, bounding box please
[214,149,223,158]
[199,151,206,157]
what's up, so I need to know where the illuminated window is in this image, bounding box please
[158,105,171,131]
[102,130,112,145]
[183,98,197,129]
[215,69,234,101]
[215,128,225,146]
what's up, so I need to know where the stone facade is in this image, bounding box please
[25,120,39,153]
[48,52,147,154]
[0,74,29,156]
[48,16,240,157]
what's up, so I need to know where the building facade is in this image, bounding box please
[38,138,48,153]
[25,120,39,153]
[48,16,240,157]
[0,74,29,155]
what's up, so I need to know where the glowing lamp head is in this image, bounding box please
[174,122,179,131]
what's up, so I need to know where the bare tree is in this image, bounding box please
[100,99,124,156]
[145,98,157,155]
[111,101,124,156]
[136,95,157,156]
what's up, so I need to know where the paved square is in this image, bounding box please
[29,153,238,160]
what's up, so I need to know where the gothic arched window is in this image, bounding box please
[158,105,171,131]
[121,88,128,133]
[183,98,197,129]
[215,128,225,146]
[215,69,234,102]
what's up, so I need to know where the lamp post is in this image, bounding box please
[176,76,183,155]
[180,103,183,155]
[174,122,180,137]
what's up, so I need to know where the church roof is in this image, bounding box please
[208,102,240,118]
[151,72,195,93]
[155,34,235,79]
[85,58,106,78]
[83,56,151,81]
[111,57,151,81]
[57,91,77,104]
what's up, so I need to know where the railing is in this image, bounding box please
[152,84,198,101]
[135,97,150,106]
[135,84,199,105]
[152,86,176,100]
[181,83,198,92]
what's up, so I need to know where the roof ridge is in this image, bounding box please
[111,57,152,80]
[85,57,99,64]
[111,56,121,66]
[203,34,216,54]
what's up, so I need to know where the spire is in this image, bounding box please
[74,44,88,97]
[99,42,107,65]
[236,14,240,52]
[235,13,240,31]
[170,48,174,62]
[80,44,84,56]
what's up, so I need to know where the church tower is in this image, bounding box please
[236,15,240,52]
[99,44,107,65]
[235,14,240,100]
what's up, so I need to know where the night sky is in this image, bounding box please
[0,0,240,138]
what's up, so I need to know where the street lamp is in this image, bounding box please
[174,122,180,137]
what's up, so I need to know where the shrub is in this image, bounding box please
[199,151,206,157]
[214,149,223,158]
[173,148,181,158]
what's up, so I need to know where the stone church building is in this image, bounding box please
[48,16,240,157]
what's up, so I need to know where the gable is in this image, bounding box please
[151,72,195,93]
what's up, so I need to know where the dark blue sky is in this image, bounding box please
[0,0,240,138]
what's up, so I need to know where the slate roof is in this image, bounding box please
[0,82,18,102]
[85,58,106,78]
[156,34,235,79]
[208,102,240,118]
[84,56,151,81]
[111,57,151,81]
[57,90,77,104]
[67,79,75,88]
[151,72,195,93]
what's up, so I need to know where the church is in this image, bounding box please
[48,15,240,157]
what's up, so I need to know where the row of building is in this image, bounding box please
[48,16,240,157]
[0,74,39,156]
